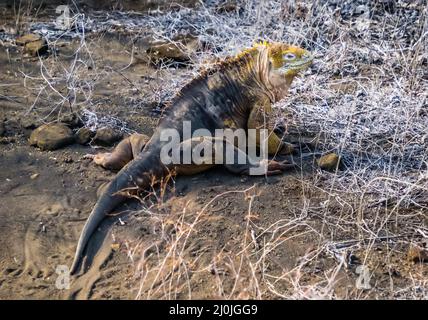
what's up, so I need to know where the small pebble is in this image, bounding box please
[30,173,39,180]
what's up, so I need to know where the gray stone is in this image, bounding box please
[75,127,94,145]
[16,33,41,45]
[93,127,123,146]
[24,39,48,56]
[146,34,200,64]
[29,123,75,150]
[317,153,341,171]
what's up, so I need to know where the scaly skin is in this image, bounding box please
[70,42,313,274]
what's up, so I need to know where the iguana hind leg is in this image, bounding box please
[85,133,150,171]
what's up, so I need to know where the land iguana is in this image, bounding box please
[70,41,313,274]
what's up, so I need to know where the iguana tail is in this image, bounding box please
[70,151,163,275]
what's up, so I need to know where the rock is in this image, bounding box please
[24,39,48,56]
[29,123,75,151]
[59,113,83,128]
[146,34,200,64]
[30,173,39,180]
[16,34,48,56]
[20,116,41,129]
[317,153,341,171]
[75,127,94,145]
[16,33,41,45]
[408,243,428,263]
[92,127,123,146]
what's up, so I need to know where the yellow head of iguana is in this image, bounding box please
[247,41,313,101]
[264,42,313,77]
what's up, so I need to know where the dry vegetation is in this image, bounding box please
[1,0,427,299]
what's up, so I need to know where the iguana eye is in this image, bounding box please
[283,53,296,60]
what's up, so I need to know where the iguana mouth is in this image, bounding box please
[277,55,313,74]
[289,54,313,71]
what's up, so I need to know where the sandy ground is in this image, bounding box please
[0,3,427,300]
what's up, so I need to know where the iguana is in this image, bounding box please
[70,41,313,274]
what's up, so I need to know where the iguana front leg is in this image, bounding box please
[247,100,294,155]
[173,136,293,176]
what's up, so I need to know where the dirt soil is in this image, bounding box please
[0,3,427,300]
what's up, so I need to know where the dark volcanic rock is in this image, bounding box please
[59,113,83,128]
[19,116,42,130]
[24,39,48,56]
[16,34,48,56]
[146,34,200,65]
[75,127,94,145]
[15,34,41,45]
[317,153,341,171]
[29,123,75,150]
[93,127,123,146]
